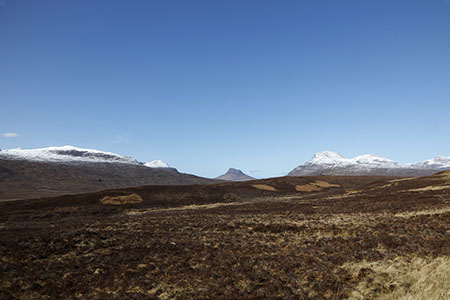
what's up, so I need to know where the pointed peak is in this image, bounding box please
[226,168,244,174]
[312,151,344,160]
[308,151,345,164]
[216,168,255,181]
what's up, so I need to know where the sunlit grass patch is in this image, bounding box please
[295,180,341,192]
[313,180,341,188]
[252,184,277,191]
[295,184,322,192]
[127,202,240,215]
[100,193,143,205]
[394,207,450,218]
[408,185,450,192]
[344,256,450,300]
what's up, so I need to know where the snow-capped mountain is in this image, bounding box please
[0,145,171,169]
[216,168,255,181]
[305,151,400,168]
[0,146,217,201]
[409,156,450,170]
[288,151,450,177]
[144,160,171,168]
[0,145,140,164]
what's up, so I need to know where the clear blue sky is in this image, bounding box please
[1,0,449,178]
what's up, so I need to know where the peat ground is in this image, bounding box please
[1,173,449,299]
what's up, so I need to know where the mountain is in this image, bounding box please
[0,145,140,165]
[144,160,171,168]
[0,145,175,168]
[409,156,450,170]
[288,151,450,177]
[216,168,255,181]
[0,146,218,201]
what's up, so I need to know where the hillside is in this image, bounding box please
[0,159,219,201]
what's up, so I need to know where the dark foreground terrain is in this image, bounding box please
[1,173,449,299]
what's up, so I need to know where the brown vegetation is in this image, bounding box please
[1,173,449,299]
[252,184,277,191]
[344,256,450,299]
[0,159,220,201]
[100,194,143,205]
[295,180,341,192]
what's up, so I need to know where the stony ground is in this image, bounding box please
[1,173,449,299]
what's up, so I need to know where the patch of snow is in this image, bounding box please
[144,160,170,168]
[307,151,346,165]
[350,154,399,167]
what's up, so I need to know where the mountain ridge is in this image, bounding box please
[0,145,171,169]
[0,146,219,201]
[289,151,450,176]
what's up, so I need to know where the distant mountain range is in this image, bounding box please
[0,146,217,201]
[216,168,255,181]
[0,145,172,169]
[2,146,450,200]
[288,151,450,176]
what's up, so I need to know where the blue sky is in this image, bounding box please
[1,0,449,178]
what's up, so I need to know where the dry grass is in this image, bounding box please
[2,172,450,300]
[252,184,277,191]
[373,178,414,190]
[394,207,450,218]
[313,180,341,188]
[345,190,361,195]
[127,202,240,215]
[438,170,450,176]
[344,256,450,300]
[389,178,414,183]
[100,194,143,205]
[295,180,340,192]
[408,185,450,192]
[295,184,322,192]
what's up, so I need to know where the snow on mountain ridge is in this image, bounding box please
[0,145,139,164]
[289,151,450,176]
[306,152,400,167]
[0,146,170,168]
[144,160,171,168]
[306,152,450,169]
[308,151,345,164]
[351,154,399,167]
[305,151,399,169]
[409,156,450,169]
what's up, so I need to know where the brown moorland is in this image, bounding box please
[0,172,449,299]
[0,159,220,201]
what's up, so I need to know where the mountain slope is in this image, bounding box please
[0,145,140,164]
[0,146,218,201]
[216,168,255,181]
[0,145,173,169]
[289,151,450,177]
